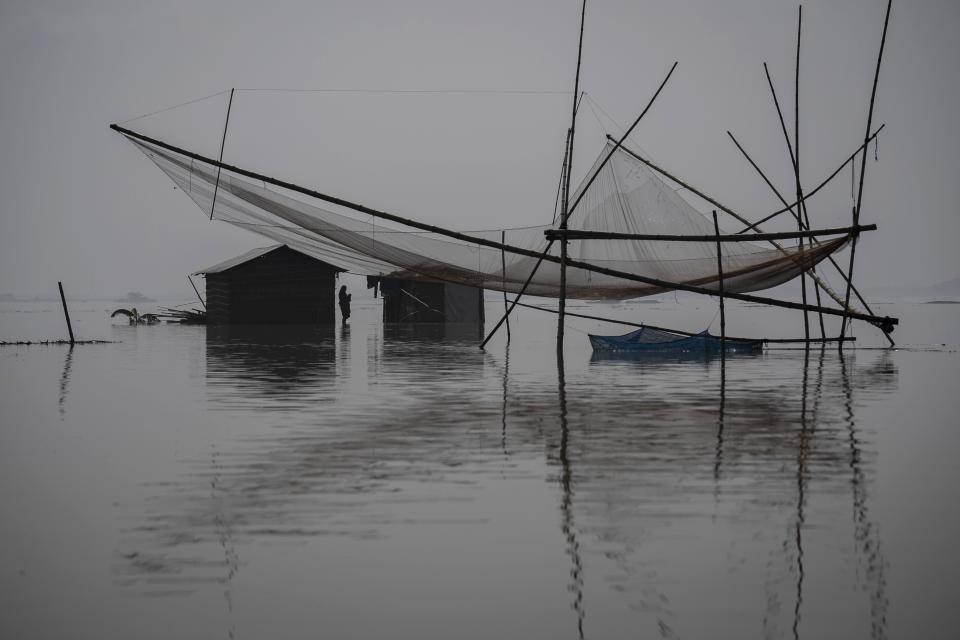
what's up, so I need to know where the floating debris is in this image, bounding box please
[158,307,206,324]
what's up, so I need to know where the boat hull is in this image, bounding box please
[588,327,763,353]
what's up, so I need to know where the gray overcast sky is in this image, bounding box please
[1,0,957,297]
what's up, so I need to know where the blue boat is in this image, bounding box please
[588,326,764,354]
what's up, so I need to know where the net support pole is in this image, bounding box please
[558,0,587,355]
[792,6,825,341]
[501,231,510,343]
[512,300,855,344]
[792,8,812,343]
[713,212,726,350]
[558,128,572,353]
[58,281,75,346]
[545,224,876,242]
[840,0,893,347]
[209,87,235,220]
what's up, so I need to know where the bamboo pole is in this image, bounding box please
[501,230,510,343]
[209,87,235,220]
[558,127,572,352]
[545,224,875,242]
[793,6,813,342]
[793,6,825,340]
[556,251,895,328]
[841,0,893,345]
[509,300,854,344]
[58,282,75,345]
[713,211,726,349]
[558,0,588,353]
[765,59,826,337]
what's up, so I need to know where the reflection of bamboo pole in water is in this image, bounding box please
[58,345,74,418]
[713,357,726,485]
[501,342,510,458]
[792,348,814,639]
[557,354,585,639]
[839,352,889,639]
[210,444,238,639]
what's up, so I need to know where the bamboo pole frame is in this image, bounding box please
[109,122,898,334]
[609,134,885,329]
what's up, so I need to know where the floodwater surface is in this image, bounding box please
[1,297,958,639]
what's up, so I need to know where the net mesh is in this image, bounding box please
[128,136,845,300]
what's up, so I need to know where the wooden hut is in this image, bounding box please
[194,245,342,325]
[379,277,484,325]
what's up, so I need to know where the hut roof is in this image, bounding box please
[193,245,339,276]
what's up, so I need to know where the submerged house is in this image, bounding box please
[377,277,485,325]
[194,245,342,325]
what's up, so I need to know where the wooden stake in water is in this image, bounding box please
[58,281,75,345]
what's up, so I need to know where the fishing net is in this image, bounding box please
[124,135,845,300]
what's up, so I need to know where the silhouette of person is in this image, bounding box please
[338,285,351,325]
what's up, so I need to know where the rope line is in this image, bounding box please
[118,89,231,125]
[236,88,570,95]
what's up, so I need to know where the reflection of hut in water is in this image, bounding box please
[194,245,343,325]
[375,277,484,325]
[205,325,336,404]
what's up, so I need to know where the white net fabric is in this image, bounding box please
[127,136,845,300]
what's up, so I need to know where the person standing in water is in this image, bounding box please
[338,285,351,325]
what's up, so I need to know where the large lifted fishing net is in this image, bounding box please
[124,135,844,300]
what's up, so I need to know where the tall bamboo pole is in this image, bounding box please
[792,7,811,342]
[761,59,826,340]
[840,0,893,346]
[793,7,826,340]
[558,0,587,354]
